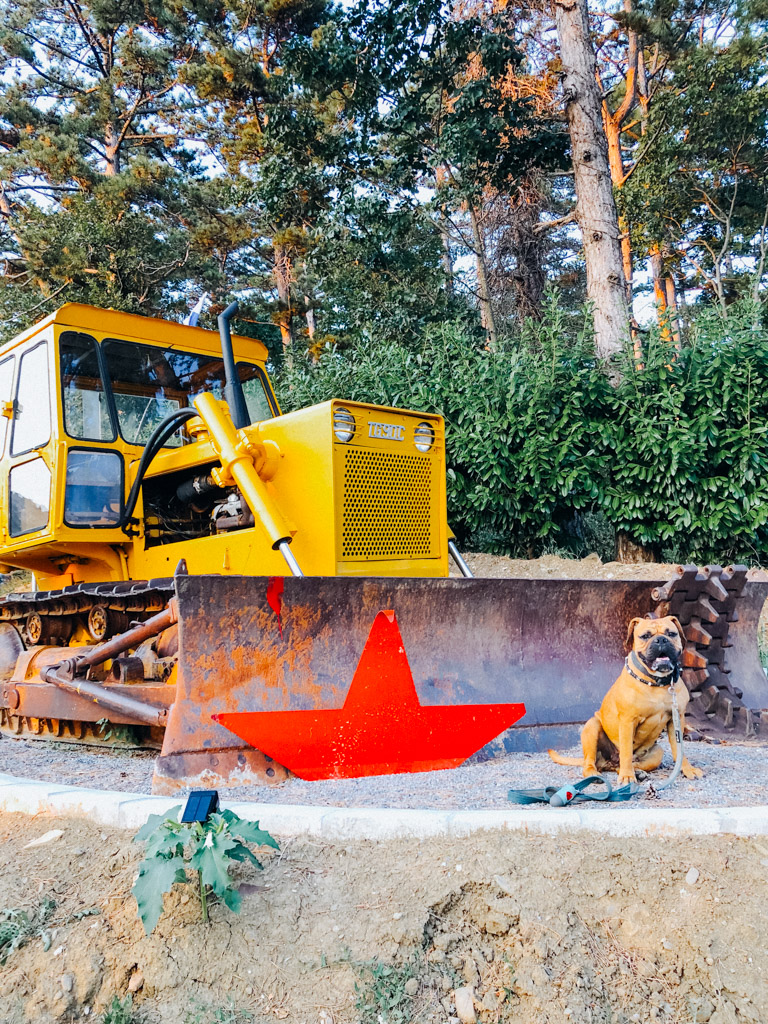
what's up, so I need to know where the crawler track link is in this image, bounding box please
[652,564,768,742]
[0,577,175,644]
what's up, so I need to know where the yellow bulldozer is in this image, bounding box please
[1,302,766,792]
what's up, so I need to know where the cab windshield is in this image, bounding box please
[60,332,275,447]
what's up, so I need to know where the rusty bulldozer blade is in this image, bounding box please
[152,571,768,792]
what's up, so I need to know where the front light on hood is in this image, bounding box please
[333,407,356,442]
[414,422,435,452]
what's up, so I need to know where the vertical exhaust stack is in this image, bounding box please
[218,300,250,430]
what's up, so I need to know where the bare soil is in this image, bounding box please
[458,551,682,580]
[0,812,765,1024]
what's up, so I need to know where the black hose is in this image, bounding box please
[119,407,200,531]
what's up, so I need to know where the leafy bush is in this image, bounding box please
[132,807,278,934]
[274,298,768,564]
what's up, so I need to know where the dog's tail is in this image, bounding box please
[547,749,583,767]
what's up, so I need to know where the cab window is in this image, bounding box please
[240,364,275,423]
[64,449,122,527]
[100,338,275,446]
[11,342,50,456]
[60,332,115,442]
[9,457,51,536]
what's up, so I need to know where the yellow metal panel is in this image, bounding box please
[330,400,448,576]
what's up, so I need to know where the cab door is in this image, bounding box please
[5,336,53,543]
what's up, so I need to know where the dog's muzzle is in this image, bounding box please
[642,637,680,676]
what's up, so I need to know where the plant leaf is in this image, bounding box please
[132,854,185,935]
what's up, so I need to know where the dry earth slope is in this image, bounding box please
[0,813,766,1024]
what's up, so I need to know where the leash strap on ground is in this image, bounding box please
[508,774,640,807]
[649,685,684,792]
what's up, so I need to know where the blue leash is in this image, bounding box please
[508,774,640,806]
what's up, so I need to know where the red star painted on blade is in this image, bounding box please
[213,610,526,781]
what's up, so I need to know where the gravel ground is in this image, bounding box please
[2,734,767,810]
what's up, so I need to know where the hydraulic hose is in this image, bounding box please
[119,407,200,531]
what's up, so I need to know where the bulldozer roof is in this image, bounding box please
[4,302,269,362]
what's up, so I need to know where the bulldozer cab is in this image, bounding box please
[0,303,449,587]
[0,305,277,579]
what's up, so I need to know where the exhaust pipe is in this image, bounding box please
[218,300,250,430]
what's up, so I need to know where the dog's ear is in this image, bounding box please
[625,617,642,649]
[669,616,686,643]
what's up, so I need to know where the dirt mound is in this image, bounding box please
[463,552,684,581]
[0,811,765,1024]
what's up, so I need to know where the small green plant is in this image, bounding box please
[354,957,421,1024]
[132,807,278,934]
[96,718,140,744]
[182,999,254,1024]
[0,896,56,964]
[101,994,135,1024]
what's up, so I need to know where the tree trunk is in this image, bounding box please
[554,0,629,362]
[650,246,681,349]
[664,275,681,349]
[616,530,660,563]
[509,180,547,321]
[435,167,454,295]
[104,123,120,176]
[440,224,455,296]
[600,0,637,303]
[273,242,294,367]
[304,297,316,341]
[468,202,498,347]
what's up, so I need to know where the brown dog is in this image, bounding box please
[548,615,703,785]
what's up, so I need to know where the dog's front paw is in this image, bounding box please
[682,763,704,779]
[618,772,637,786]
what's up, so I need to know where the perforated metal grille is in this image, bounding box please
[340,448,436,559]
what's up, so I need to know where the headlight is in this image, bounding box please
[414,421,435,452]
[333,407,356,443]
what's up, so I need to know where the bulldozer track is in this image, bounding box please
[651,564,768,742]
[0,578,175,747]
[0,577,175,626]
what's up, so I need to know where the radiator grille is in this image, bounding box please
[340,447,436,559]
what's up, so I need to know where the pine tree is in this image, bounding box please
[0,0,214,337]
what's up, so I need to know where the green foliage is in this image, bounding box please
[354,957,421,1024]
[276,299,768,563]
[101,995,136,1024]
[132,807,278,935]
[0,0,218,334]
[0,896,55,965]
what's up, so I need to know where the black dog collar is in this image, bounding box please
[625,650,678,687]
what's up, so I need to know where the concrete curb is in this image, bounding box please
[2,773,768,838]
